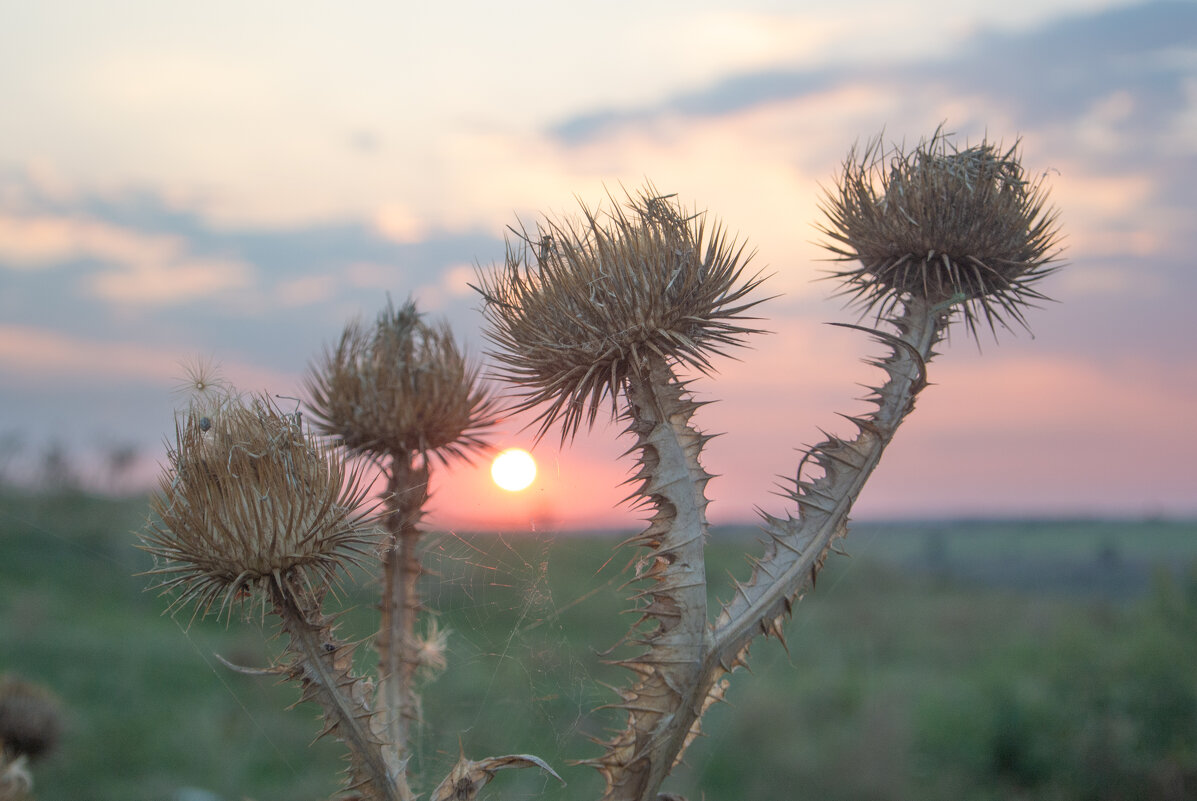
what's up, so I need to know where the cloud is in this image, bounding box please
[0,323,292,391]
[0,180,513,403]
[551,70,841,144]
[0,213,176,269]
[534,0,1196,313]
[374,203,429,244]
[0,208,255,305]
[88,256,253,305]
[277,274,339,308]
[550,1,1197,144]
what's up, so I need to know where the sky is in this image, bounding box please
[1,0,1195,530]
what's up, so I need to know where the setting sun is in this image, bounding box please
[491,448,537,492]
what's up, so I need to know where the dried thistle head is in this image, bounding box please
[305,299,497,465]
[818,128,1062,336]
[0,676,63,762]
[475,185,768,440]
[142,393,376,620]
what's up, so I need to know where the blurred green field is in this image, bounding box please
[2,488,1195,801]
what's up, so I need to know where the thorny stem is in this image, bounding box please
[594,297,949,801]
[594,353,714,801]
[710,295,943,665]
[679,296,948,771]
[271,574,411,801]
[378,456,430,776]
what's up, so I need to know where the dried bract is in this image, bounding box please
[818,129,1062,336]
[142,393,376,619]
[0,677,62,762]
[475,186,768,440]
[306,299,497,465]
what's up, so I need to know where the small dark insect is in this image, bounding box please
[199,416,212,432]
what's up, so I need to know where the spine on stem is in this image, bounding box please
[706,299,945,686]
[588,357,715,801]
[271,575,412,801]
[695,126,1066,726]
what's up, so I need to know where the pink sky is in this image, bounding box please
[1,0,1194,529]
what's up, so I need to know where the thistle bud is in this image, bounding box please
[142,393,375,618]
[305,299,496,465]
[819,128,1062,336]
[475,185,767,440]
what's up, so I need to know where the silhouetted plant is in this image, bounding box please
[142,127,1062,801]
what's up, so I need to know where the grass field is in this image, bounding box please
[2,488,1194,800]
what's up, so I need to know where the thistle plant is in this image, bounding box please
[142,127,1061,801]
[476,131,1060,800]
[476,188,768,798]
[144,306,563,800]
[304,298,500,784]
[141,391,400,794]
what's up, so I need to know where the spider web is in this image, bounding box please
[390,525,634,797]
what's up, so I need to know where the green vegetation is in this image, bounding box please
[2,489,1194,800]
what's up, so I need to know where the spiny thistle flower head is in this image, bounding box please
[305,299,497,465]
[475,185,768,441]
[818,128,1062,337]
[0,676,63,762]
[142,392,376,620]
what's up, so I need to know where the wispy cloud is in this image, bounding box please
[89,257,251,305]
[0,208,255,305]
[0,323,292,391]
[0,213,178,269]
[550,1,1196,143]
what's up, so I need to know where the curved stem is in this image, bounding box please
[705,295,946,703]
[590,299,949,800]
[591,354,714,801]
[271,574,411,801]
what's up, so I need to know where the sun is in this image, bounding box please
[491,448,537,492]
